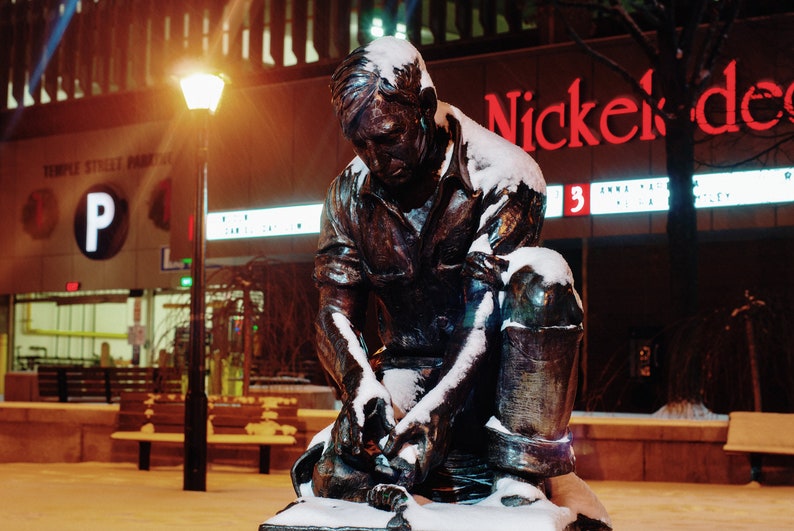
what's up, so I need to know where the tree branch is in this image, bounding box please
[678,0,709,63]
[555,0,659,61]
[693,0,743,92]
[699,131,794,169]
[606,0,660,62]
[552,0,671,121]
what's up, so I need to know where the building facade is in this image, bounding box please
[1,3,792,411]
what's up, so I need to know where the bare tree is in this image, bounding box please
[207,257,319,394]
[549,2,794,413]
[551,0,744,320]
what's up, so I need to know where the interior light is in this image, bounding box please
[370,17,384,38]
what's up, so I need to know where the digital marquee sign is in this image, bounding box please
[546,166,794,218]
[206,203,323,241]
[206,167,794,240]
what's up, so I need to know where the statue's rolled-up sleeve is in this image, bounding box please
[463,182,546,289]
[314,176,366,289]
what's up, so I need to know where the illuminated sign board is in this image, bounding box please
[546,166,794,218]
[73,184,129,259]
[206,203,323,241]
[485,60,794,153]
[563,183,591,216]
[206,167,793,239]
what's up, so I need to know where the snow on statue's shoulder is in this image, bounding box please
[442,102,545,196]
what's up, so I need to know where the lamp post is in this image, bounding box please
[179,72,225,492]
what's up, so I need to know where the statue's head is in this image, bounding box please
[330,37,436,139]
[330,37,440,189]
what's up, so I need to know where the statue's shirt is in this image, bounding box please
[315,112,546,357]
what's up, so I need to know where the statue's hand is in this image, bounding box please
[367,483,412,512]
[382,414,449,486]
[332,381,394,458]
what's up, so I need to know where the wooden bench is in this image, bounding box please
[111,392,298,473]
[723,411,794,482]
[37,366,182,403]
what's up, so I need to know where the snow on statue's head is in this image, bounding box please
[330,36,436,139]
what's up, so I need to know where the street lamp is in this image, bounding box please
[180,71,225,492]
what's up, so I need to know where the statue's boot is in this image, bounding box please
[486,325,611,529]
[486,258,581,490]
[487,325,581,485]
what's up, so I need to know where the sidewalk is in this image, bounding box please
[0,462,792,530]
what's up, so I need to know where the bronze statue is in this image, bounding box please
[290,37,609,530]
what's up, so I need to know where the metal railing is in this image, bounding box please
[1,0,553,111]
[2,1,789,113]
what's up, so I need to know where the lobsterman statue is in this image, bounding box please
[262,37,611,531]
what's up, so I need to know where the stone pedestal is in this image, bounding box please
[260,495,576,531]
[261,473,612,531]
[259,472,615,531]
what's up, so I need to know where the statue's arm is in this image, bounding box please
[316,286,377,401]
[383,274,499,482]
[316,285,395,457]
[314,171,395,456]
[382,183,546,482]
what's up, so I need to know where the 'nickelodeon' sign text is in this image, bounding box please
[485,60,793,152]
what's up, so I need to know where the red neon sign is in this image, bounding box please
[563,184,590,216]
[485,60,793,152]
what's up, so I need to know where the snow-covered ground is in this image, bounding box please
[0,462,792,530]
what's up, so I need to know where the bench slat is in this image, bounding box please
[37,367,184,402]
[110,432,296,445]
[111,392,299,473]
[723,411,794,483]
[723,411,794,455]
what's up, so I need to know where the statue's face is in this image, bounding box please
[348,95,428,189]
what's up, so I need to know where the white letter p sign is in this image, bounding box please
[85,192,115,252]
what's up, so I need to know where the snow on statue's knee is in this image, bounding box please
[499,248,583,330]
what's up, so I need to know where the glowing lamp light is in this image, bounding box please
[180,276,193,288]
[179,67,226,493]
[179,73,225,113]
